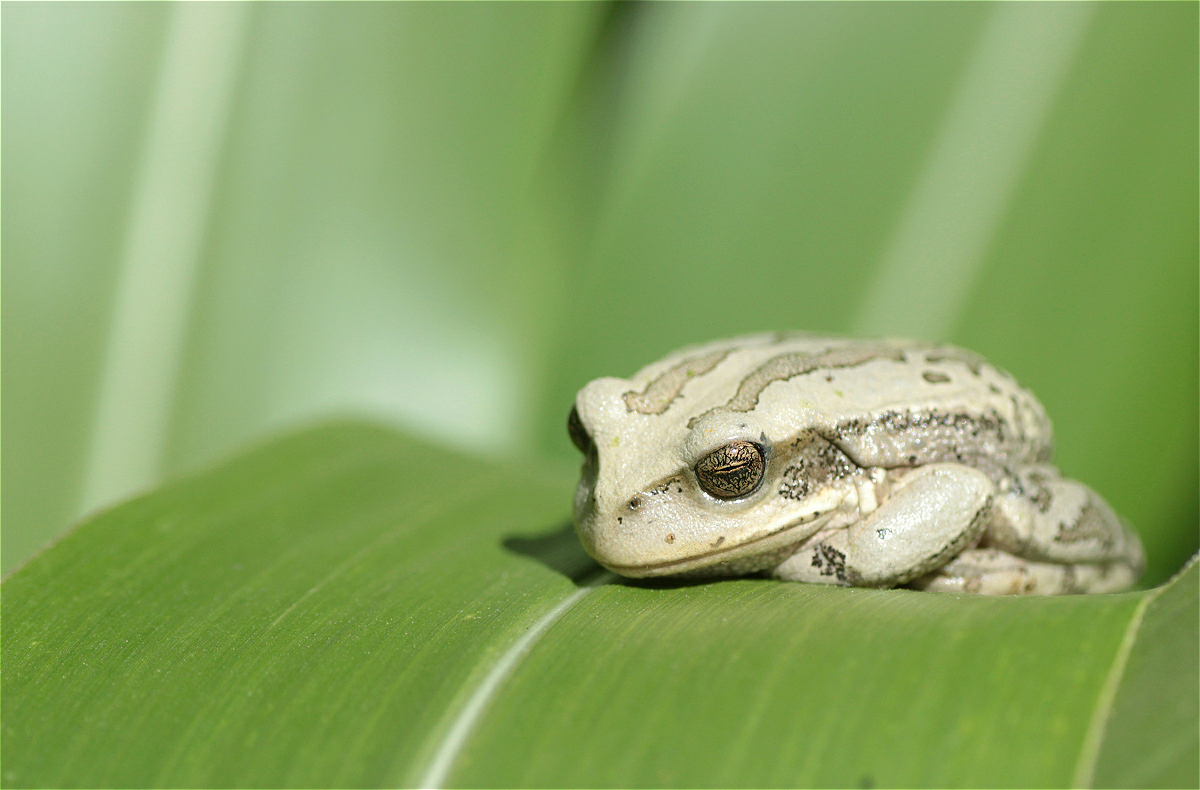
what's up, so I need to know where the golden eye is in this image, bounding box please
[567,406,592,454]
[695,441,765,499]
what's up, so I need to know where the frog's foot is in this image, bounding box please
[987,465,1145,579]
[773,463,993,588]
[908,548,1139,595]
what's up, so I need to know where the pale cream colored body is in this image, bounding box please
[569,334,1144,595]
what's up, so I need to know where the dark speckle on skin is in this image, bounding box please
[665,533,675,544]
[924,350,985,376]
[1023,471,1053,512]
[780,433,858,500]
[835,408,1009,447]
[711,536,725,548]
[628,497,641,510]
[649,478,681,496]
[922,371,951,384]
[831,407,1021,482]
[811,543,847,582]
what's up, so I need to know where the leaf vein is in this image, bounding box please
[1071,585,1164,788]
[416,570,614,789]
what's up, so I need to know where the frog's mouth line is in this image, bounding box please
[602,510,830,577]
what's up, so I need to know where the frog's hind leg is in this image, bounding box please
[912,466,1144,595]
[908,548,1138,595]
[984,465,1145,582]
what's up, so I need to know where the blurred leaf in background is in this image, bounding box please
[4,2,174,572]
[4,2,1194,581]
[2,2,1196,786]
[4,1,604,571]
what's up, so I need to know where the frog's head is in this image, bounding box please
[568,345,849,578]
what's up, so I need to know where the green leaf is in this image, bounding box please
[1087,560,1199,788]
[5,1,1194,600]
[4,423,1195,787]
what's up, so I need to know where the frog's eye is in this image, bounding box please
[567,406,592,454]
[695,441,766,499]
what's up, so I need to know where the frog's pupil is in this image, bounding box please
[567,406,592,454]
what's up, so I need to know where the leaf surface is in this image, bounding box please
[3,423,1195,788]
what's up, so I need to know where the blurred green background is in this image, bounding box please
[3,1,1196,583]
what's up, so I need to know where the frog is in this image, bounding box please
[567,333,1144,595]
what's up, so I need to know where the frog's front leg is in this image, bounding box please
[774,464,993,588]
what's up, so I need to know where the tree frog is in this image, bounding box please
[567,334,1144,595]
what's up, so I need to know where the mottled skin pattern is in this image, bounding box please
[569,334,1144,595]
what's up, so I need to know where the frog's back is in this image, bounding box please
[628,333,1052,478]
